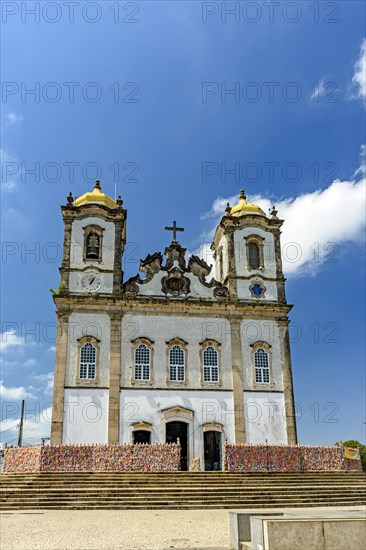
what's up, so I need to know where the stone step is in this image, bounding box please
[0,493,366,503]
[2,499,365,511]
[2,473,363,479]
[2,476,363,485]
[2,497,364,508]
[2,487,365,496]
[1,471,363,511]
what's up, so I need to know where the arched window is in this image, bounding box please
[254,347,270,384]
[86,232,100,260]
[203,346,219,382]
[248,242,260,269]
[79,342,97,379]
[169,345,185,382]
[134,344,150,381]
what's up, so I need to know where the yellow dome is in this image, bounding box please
[230,190,266,217]
[74,180,117,209]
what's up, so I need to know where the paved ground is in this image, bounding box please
[0,509,230,550]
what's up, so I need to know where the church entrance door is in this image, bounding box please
[166,421,188,471]
[133,430,151,444]
[204,431,221,471]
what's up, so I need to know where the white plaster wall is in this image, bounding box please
[215,235,228,282]
[240,319,283,391]
[120,389,235,457]
[236,279,277,301]
[244,392,287,444]
[70,217,115,270]
[66,312,110,387]
[121,315,232,389]
[232,227,278,301]
[63,388,109,444]
[233,227,276,277]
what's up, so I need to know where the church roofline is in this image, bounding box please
[53,293,293,316]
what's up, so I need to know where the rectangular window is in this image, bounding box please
[79,342,97,380]
[80,364,87,379]
[169,345,185,382]
[204,365,219,382]
[170,365,184,381]
[134,344,150,381]
[254,348,270,384]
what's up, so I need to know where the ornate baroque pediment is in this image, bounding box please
[123,240,228,300]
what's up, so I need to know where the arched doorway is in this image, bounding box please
[166,421,188,471]
[133,430,151,444]
[204,430,221,471]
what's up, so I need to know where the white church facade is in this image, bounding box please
[51,182,297,470]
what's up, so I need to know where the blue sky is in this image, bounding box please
[1,1,365,446]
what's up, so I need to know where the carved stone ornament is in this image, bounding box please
[213,285,229,298]
[124,279,139,296]
[161,267,190,296]
[140,252,163,282]
[188,255,212,279]
[164,243,187,271]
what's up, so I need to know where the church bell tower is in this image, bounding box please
[211,190,286,303]
[59,180,127,295]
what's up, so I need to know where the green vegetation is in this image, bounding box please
[49,283,67,296]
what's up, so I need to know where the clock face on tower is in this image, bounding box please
[81,272,102,293]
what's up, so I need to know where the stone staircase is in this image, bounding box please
[1,471,365,510]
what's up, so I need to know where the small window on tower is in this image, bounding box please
[79,341,97,380]
[86,233,100,260]
[254,348,270,383]
[248,243,260,269]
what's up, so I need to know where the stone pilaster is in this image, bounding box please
[60,219,72,288]
[225,227,238,299]
[108,313,122,443]
[50,312,70,445]
[272,227,286,304]
[278,319,297,444]
[113,219,124,293]
[229,318,246,443]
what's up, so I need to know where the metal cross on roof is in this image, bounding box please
[165,220,184,243]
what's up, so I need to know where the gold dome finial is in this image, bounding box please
[229,188,266,217]
[74,180,117,209]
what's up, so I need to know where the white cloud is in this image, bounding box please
[0,148,18,192]
[30,372,54,395]
[48,345,56,352]
[6,112,23,126]
[0,407,52,445]
[0,358,37,368]
[1,180,17,192]
[310,79,326,101]
[0,331,25,352]
[352,39,366,101]
[197,158,365,277]
[0,380,34,400]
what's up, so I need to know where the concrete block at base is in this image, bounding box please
[323,519,366,550]
[250,517,366,550]
[229,510,284,550]
[228,506,366,549]
[262,518,324,550]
